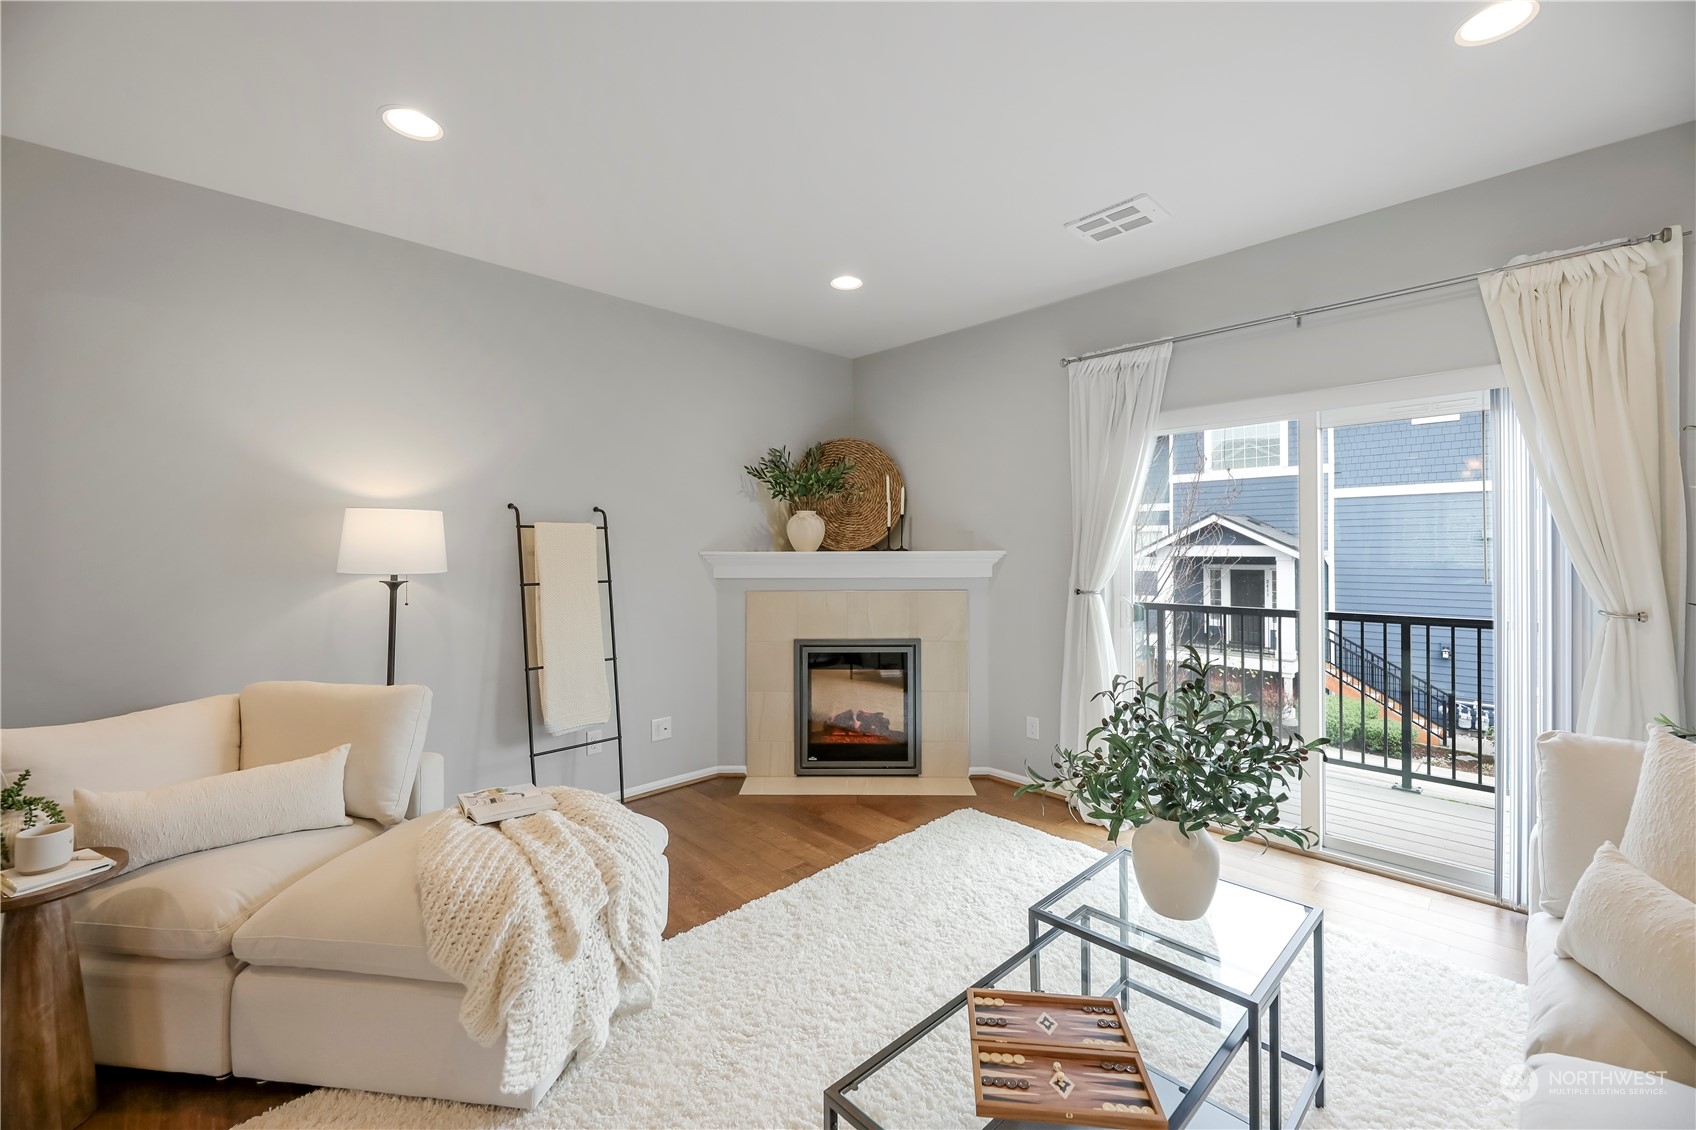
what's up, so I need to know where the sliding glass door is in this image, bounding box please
[1115,374,1526,898]
[1317,398,1497,892]
[1112,418,1305,828]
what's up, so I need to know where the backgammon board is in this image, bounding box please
[967,989,1167,1129]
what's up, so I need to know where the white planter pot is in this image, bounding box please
[13,821,75,875]
[786,510,826,553]
[1130,817,1220,920]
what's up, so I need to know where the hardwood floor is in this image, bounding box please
[86,775,1527,1129]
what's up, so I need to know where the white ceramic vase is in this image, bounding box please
[1130,817,1220,920]
[786,509,826,553]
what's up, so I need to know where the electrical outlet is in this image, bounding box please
[585,728,604,756]
[651,717,673,742]
[1025,716,1041,740]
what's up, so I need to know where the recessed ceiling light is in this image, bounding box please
[830,276,863,291]
[380,106,444,141]
[1455,1,1539,46]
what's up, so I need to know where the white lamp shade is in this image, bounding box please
[337,508,447,575]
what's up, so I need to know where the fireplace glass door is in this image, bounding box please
[795,640,920,775]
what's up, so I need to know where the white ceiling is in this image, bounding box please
[5,2,1693,358]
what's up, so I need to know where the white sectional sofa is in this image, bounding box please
[3,683,669,1109]
[1519,731,1696,1129]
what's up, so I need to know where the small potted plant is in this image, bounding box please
[2,769,68,870]
[1019,649,1316,919]
[743,444,854,552]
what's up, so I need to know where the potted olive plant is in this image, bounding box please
[743,444,854,552]
[1019,649,1316,919]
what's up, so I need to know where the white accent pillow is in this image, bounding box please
[1,694,241,816]
[1533,730,1647,916]
[74,745,352,870]
[1620,727,1696,903]
[1556,842,1696,1046]
[238,682,431,826]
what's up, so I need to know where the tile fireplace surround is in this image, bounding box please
[701,551,1003,796]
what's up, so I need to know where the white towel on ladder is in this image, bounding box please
[534,522,612,735]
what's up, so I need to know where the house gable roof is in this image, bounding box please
[1144,512,1298,556]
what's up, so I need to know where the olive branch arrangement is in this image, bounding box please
[1018,649,1317,849]
[743,444,854,512]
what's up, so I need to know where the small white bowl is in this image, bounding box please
[14,822,75,875]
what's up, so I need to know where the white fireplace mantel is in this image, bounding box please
[699,549,1005,581]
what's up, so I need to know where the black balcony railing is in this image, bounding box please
[1137,602,1495,792]
[1141,602,1301,739]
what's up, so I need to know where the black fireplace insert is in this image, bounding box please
[794,639,920,775]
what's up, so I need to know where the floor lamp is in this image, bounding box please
[337,508,448,685]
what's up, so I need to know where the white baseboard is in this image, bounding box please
[612,764,746,802]
[968,766,1029,787]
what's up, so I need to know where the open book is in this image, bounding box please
[457,785,558,825]
[2,848,115,898]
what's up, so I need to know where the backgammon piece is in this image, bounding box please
[1048,1061,1075,1098]
[992,997,1004,1006]
[1013,1054,1025,1064]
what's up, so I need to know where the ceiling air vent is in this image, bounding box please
[1064,194,1169,244]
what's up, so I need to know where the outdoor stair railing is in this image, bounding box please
[1327,628,1452,741]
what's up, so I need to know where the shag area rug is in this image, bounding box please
[240,809,1527,1129]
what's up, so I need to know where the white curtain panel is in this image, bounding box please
[1479,231,1686,738]
[1059,342,1172,757]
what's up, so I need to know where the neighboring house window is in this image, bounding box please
[1205,422,1286,472]
[1134,524,1169,551]
[1207,568,1223,605]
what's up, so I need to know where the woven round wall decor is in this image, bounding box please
[813,438,903,551]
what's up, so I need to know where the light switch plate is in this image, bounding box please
[651,717,673,742]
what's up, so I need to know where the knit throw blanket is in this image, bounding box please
[416,787,664,1094]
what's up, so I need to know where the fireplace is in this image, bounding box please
[794,640,920,775]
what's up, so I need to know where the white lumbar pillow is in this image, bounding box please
[74,745,352,870]
[1619,727,1696,902]
[1556,842,1696,1045]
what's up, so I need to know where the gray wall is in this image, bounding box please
[851,124,1696,773]
[2,139,854,797]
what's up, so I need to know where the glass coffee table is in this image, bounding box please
[825,849,1324,1130]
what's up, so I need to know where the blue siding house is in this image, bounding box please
[1127,413,1496,738]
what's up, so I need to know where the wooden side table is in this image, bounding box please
[2,847,128,1130]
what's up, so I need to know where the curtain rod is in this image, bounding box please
[1060,226,1688,367]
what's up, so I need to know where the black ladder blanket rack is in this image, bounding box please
[507,503,627,802]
